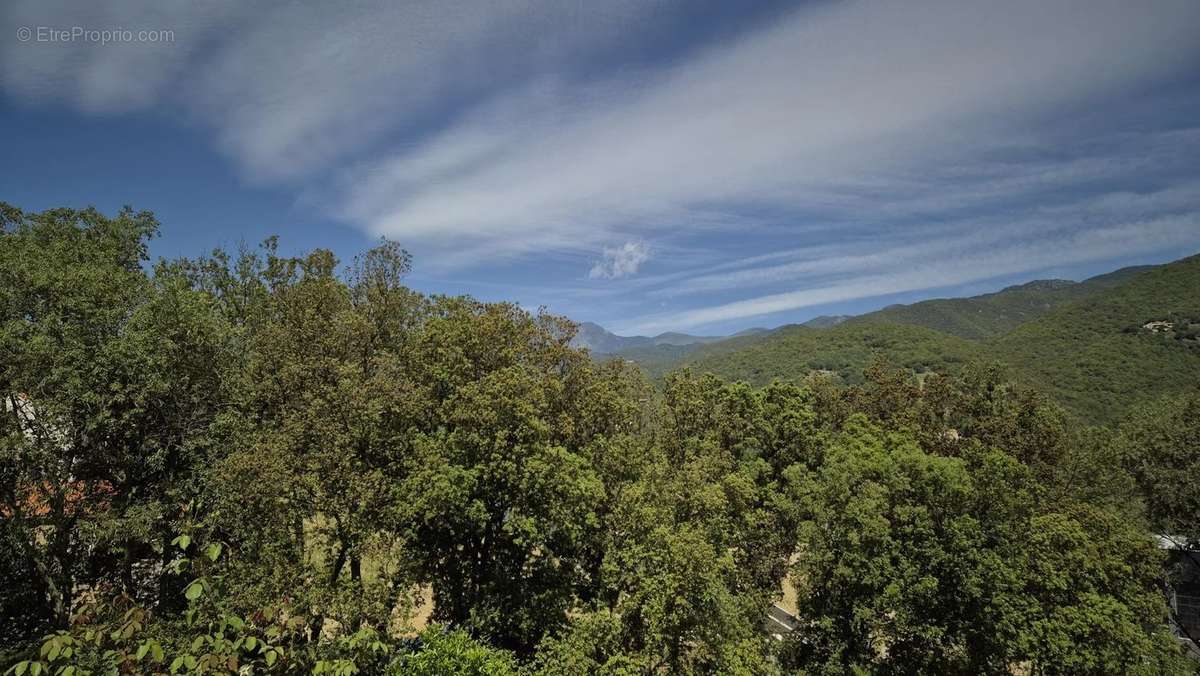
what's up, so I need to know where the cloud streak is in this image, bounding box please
[615,211,1200,333]
[334,0,1200,262]
[2,0,666,177]
[4,0,1200,331]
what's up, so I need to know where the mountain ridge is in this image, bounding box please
[845,265,1153,340]
[575,264,1153,354]
[570,321,728,355]
[587,256,1198,423]
[675,256,1198,423]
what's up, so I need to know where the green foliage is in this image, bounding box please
[3,203,1195,675]
[1119,390,1200,543]
[646,256,1200,425]
[993,255,1200,424]
[785,418,1188,674]
[847,267,1147,340]
[1,204,231,657]
[389,628,516,675]
[527,609,650,675]
[680,322,983,387]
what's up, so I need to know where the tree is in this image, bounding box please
[3,202,1192,674]
[0,205,230,640]
[1120,390,1200,545]
[784,416,1189,674]
[1118,390,1200,649]
[396,300,626,651]
[197,241,425,633]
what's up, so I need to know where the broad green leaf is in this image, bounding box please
[205,543,223,561]
[184,581,204,601]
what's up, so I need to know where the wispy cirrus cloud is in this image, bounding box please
[330,0,1200,265]
[3,0,1200,332]
[615,211,1200,334]
[0,0,246,112]
[638,154,1200,300]
[2,0,670,178]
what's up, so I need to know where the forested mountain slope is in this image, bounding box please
[613,263,1153,380]
[679,322,983,386]
[993,255,1200,423]
[576,312,843,368]
[671,256,1198,424]
[845,265,1151,339]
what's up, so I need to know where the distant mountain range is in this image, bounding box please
[572,266,1147,356]
[575,258,1199,424]
[570,322,728,354]
[572,315,844,356]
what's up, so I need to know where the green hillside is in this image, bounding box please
[615,265,1151,379]
[672,256,1199,424]
[680,322,983,386]
[612,327,780,378]
[608,342,704,374]
[993,255,1200,424]
[846,266,1150,339]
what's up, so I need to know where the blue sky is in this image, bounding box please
[3,1,1200,336]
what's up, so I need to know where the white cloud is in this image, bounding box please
[1,0,665,178]
[10,0,1194,265]
[614,211,1200,334]
[333,0,1200,262]
[643,169,1200,300]
[4,0,1200,331]
[589,241,650,280]
[185,2,662,181]
[0,1,246,112]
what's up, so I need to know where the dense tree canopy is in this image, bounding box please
[2,204,1196,674]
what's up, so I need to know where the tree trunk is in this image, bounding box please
[328,543,347,585]
[307,542,348,641]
